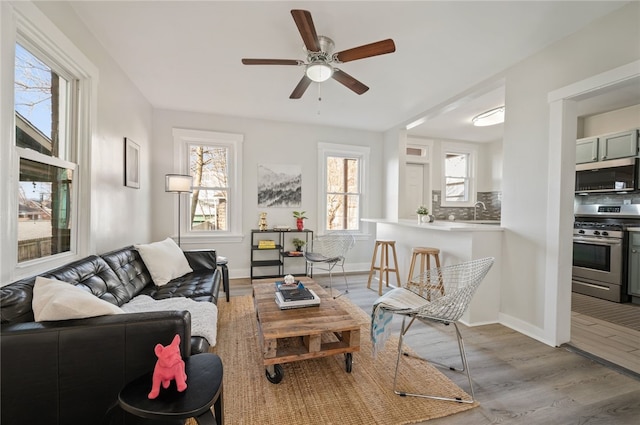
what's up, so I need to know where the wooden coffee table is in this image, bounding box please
[252,277,361,384]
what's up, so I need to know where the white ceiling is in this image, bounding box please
[69,1,631,141]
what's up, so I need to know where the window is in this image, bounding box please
[2,2,97,280]
[318,143,369,233]
[441,142,477,207]
[173,129,243,242]
[15,43,76,263]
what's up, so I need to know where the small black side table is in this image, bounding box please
[119,353,223,425]
[217,256,230,302]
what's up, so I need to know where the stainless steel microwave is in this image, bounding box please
[575,157,639,193]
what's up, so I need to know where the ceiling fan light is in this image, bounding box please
[306,63,333,82]
[472,106,505,127]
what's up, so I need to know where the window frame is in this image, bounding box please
[317,142,369,236]
[440,141,477,207]
[1,2,98,282]
[172,128,243,243]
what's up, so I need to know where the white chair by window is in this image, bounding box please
[305,232,356,299]
[371,257,494,403]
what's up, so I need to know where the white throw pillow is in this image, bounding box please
[32,277,124,321]
[134,237,193,286]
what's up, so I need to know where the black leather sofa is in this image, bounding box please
[0,246,221,425]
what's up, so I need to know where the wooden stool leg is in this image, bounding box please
[434,253,444,296]
[390,243,401,288]
[379,243,388,295]
[407,252,417,288]
[367,242,380,290]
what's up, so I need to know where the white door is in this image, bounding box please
[403,163,428,218]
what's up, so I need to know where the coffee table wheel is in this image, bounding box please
[345,353,353,373]
[266,364,284,384]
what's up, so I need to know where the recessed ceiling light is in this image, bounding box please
[472,106,505,126]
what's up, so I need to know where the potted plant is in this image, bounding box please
[292,237,306,252]
[416,206,432,223]
[293,211,307,230]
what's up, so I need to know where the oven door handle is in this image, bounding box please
[573,237,622,246]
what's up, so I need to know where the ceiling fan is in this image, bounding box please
[241,9,396,99]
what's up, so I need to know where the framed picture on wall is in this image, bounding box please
[257,163,301,207]
[124,137,140,188]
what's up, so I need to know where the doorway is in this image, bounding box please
[403,163,430,218]
[547,60,640,373]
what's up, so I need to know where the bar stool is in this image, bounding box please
[406,247,443,299]
[367,240,401,295]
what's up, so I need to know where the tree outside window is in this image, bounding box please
[15,42,75,262]
[189,145,228,231]
[326,156,360,231]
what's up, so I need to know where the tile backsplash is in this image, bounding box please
[431,191,502,221]
[575,192,640,207]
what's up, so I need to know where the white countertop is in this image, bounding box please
[362,218,504,232]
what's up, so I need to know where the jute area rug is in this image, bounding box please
[204,295,477,425]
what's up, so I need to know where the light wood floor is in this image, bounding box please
[226,274,640,424]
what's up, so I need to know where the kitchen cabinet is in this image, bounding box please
[599,129,638,161]
[629,231,640,298]
[250,229,312,279]
[576,137,599,164]
[576,129,639,164]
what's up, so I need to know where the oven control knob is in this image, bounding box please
[602,231,609,236]
[593,231,600,236]
[578,230,585,234]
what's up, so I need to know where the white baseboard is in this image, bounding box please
[498,312,555,347]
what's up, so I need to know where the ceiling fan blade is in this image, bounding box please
[334,39,396,63]
[332,69,369,95]
[291,9,320,52]
[242,59,301,66]
[290,75,312,99]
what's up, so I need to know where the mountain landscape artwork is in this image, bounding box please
[257,164,302,208]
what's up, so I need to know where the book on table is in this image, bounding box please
[274,281,320,309]
[275,281,315,301]
[274,289,320,309]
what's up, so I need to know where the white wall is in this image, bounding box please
[151,109,384,278]
[579,104,640,137]
[499,2,640,341]
[34,1,154,254]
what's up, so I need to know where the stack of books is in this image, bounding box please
[275,281,320,309]
[258,240,276,249]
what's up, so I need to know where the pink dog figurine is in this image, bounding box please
[148,334,187,399]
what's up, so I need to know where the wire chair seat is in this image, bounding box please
[305,232,355,298]
[371,257,494,403]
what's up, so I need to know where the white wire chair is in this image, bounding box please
[304,232,356,299]
[371,257,494,403]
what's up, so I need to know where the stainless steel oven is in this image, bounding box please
[573,204,640,303]
[573,228,623,301]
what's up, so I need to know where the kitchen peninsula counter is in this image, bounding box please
[362,218,504,232]
[362,218,503,325]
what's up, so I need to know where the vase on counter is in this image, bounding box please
[419,214,434,224]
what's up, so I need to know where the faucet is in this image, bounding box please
[474,201,487,221]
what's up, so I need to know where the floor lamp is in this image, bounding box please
[165,174,193,247]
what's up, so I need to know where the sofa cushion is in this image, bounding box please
[134,238,193,286]
[139,269,216,303]
[101,246,153,301]
[42,255,131,307]
[32,277,124,321]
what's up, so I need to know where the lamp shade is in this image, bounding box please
[165,174,192,192]
[305,62,333,82]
